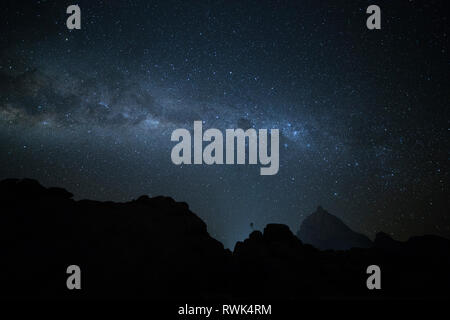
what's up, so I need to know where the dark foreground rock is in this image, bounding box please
[0,178,231,299]
[0,179,449,299]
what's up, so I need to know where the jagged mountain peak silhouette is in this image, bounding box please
[0,178,449,299]
[297,206,373,250]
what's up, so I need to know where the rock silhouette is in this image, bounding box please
[0,179,449,299]
[0,178,231,299]
[297,206,373,250]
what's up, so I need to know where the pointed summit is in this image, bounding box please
[296,206,372,250]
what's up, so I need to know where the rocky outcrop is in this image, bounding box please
[0,178,231,299]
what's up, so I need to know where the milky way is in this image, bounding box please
[1,0,449,248]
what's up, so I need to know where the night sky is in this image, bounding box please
[1,0,448,248]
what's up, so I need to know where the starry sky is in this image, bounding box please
[1,0,449,248]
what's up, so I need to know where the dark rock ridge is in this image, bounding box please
[297,206,373,250]
[0,179,449,299]
[0,178,231,299]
